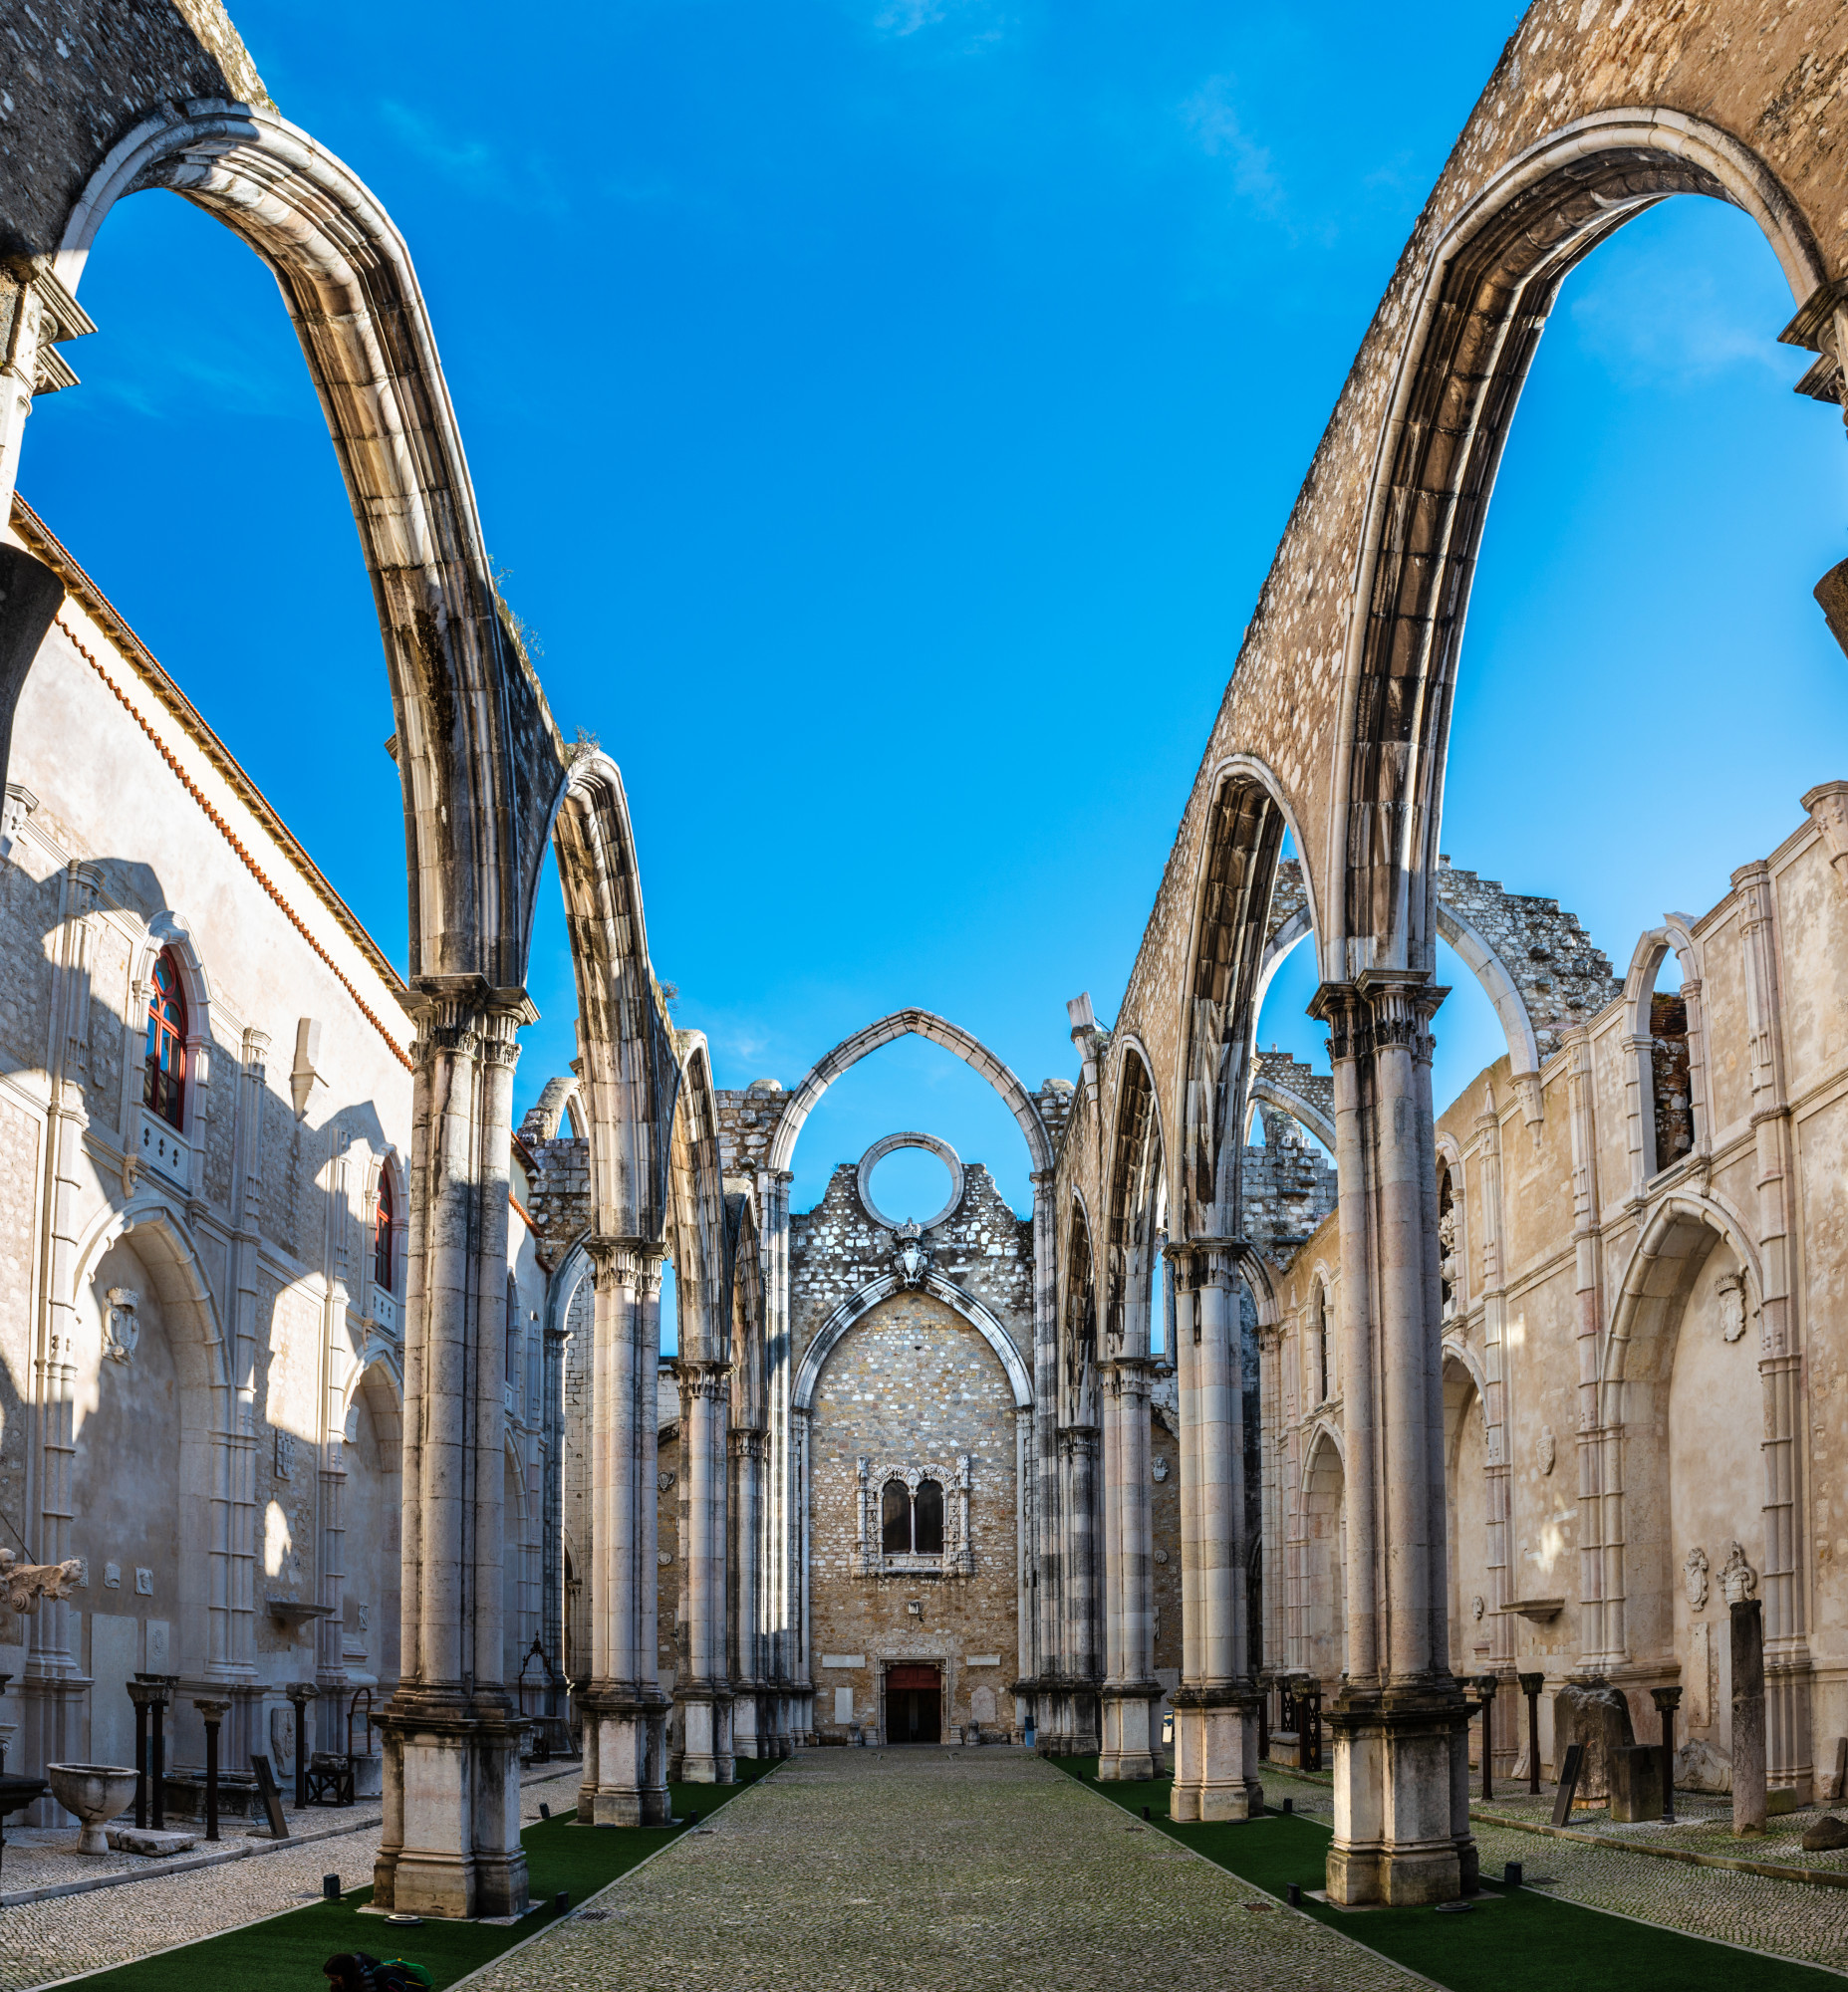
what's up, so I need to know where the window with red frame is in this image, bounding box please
[143,950,186,1128]
[374,1168,395,1293]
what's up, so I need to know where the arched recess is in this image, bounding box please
[1441,1345,1489,1677]
[552,749,678,1240]
[1328,111,1827,975]
[341,1356,404,1686]
[724,1190,765,1430]
[792,1271,1033,1414]
[53,101,567,985]
[667,1038,725,1363]
[1592,1193,1765,1670]
[767,1008,1052,1178]
[1177,759,1301,1237]
[1103,1041,1165,1360]
[1062,1194,1099,1428]
[1300,1421,1348,1682]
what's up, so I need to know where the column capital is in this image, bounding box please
[674,1358,731,1401]
[1170,1233,1244,1289]
[586,1235,668,1294]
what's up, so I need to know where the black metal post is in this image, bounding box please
[1651,1684,1683,1825]
[1475,1675,1498,1802]
[286,1684,316,1812]
[1519,1671,1544,1796]
[194,1698,228,1844]
[128,1687,149,1830]
[149,1696,166,1830]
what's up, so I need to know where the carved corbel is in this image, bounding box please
[1802,781,1848,890]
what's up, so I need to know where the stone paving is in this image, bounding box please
[464,1748,1425,1992]
[1259,1768,1848,1974]
[0,1767,584,1992]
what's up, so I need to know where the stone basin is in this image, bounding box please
[47,1763,139,1856]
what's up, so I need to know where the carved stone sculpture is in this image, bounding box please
[1719,1542,1758,1607]
[1715,1273,1750,1345]
[1684,1545,1710,1612]
[0,1548,84,1615]
[102,1286,138,1365]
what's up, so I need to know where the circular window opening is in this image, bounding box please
[869,1147,954,1225]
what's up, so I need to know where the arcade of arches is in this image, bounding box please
[4,0,1848,1926]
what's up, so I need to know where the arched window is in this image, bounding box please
[914,1478,944,1556]
[373,1168,395,1293]
[143,949,186,1128]
[881,1479,912,1555]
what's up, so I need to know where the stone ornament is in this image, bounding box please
[1538,1426,1556,1476]
[104,1562,121,1589]
[102,1286,139,1365]
[856,1129,964,1233]
[1719,1541,1758,1606]
[1715,1272,1750,1344]
[1685,1545,1710,1612]
[893,1221,932,1290]
[658,1470,676,1493]
[657,1549,673,1567]
[1471,1594,1485,1620]
[0,1547,84,1615]
[1151,1457,1169,1482]
[1153,1548,1169,1565]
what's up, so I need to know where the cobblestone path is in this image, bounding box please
[466,1749,1424,1992]
[0,1768,584,1992]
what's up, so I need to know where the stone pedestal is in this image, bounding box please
[1610,1743,1662,1822]
[1098,1682,1162,1782]
[676,1685,734,1786]
[373,1696,529,1919]
[580,1687,670,1827]
[1326,1683,1474,1907]
[1172,1685,1261,1821]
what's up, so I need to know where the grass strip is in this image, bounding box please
[54,1758,778,1992]
[1051,1755,1845,1991]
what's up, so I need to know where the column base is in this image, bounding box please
[373,1691,529,1919]
[1098,1680,1163,1781]
[675,1685,736,1784]
[17,1671,89,1827]
[1325,1678,1473,1906]
[731,1682,765,1760]
[1171,1685,1262,1821]
[578,1684,671,1826]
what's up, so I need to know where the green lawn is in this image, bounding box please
[60,1758,779,1992]
[1051,1756,1844,1992]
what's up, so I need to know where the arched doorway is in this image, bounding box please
[886,1664,941,1745]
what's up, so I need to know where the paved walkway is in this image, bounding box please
[0,1769,584,1991]
[467,1749,1423,1992]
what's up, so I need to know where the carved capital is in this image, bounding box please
[675,1358,732,1402]
[587,1234,668,1296]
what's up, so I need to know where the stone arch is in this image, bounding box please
[1102,1039,1165,1359]
[1590,1193,1764,1670]
[1063,1192,1099,1427]
[1328,112,1826,975]
[53,100,566,985]
[667,1037,725,1363]
[1177,757,1300,1235]
[521,1074,586,1144]
[342,1356,404,1686]
[1248,1071,1336,1154]
[766,1008,1051,1177]
[1441,1343,1489,1675]
[552,749,678,1240]
[791,1271,1033,1414]
[1299,1420,1348,1682]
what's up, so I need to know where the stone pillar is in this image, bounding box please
[1097,1356,1158,1780]
[757,1167,795,1751]
[674,1359,734,1783]
[1029,1170,1061,1743]
[1312,974,1471,1906]
[374,988,532,1919]
[728,1425,765,1758]
[1059,1426,1101,1754]
[1171,1240,1260,1819]
[1473,1092,1516,1769]
[1734,862,1812,1801]
[1731,1597,1767,1835]
[580,1237,671,1826]
[21,861,99,1816]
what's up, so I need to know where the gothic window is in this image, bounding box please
[1648,960,1695,1172]
[143,949,186,1128]
[882,1477,912,1554]
[914,1478,944,1556]
[373,1168,396,1293]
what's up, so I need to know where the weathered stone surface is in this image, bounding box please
[1554,1682,1636,1804]
[1802,1814,1848,1852]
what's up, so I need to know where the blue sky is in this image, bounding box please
[23,0,1848,1223]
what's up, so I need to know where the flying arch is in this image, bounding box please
[791,1271,1034,1413]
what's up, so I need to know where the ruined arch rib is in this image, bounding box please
[1329,111,1825,972]
[1249,1074,1336,1154]
[791,1271,1033,1413]
[56,103,565,986]
[767,1008,1052,1177]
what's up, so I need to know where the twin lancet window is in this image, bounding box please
[881,1476,944,1557]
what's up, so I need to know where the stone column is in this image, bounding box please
[1171,1239,1260,1820]
[374,988,532,1919]
[1473,1091,1517,1770]
[728,1426,765,1758]
[580,1237,671,1826]
[1059,1426,1101,1754]
[1734,862,1812,1800]
[1098,1356,1158,1780]
[1311,974,1471,1906]
[1029,1170,1061,1743]
[757,1167,795,1752]
[21,861,99,1815]
[674,1359,734,1782]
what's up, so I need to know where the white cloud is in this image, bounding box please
[1181,73,1279,208]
